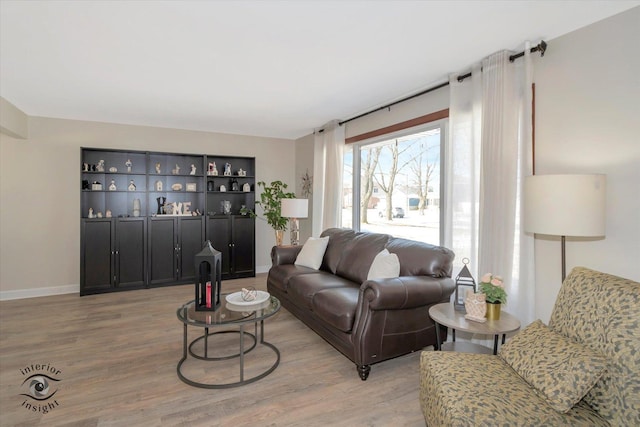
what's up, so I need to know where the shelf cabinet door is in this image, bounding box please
[177,216,205,282]
[206,216,254,279]
[207,217,232,277]
[231,216,255,277]
[81,219,114,294]
[115,218,147,289]
[148,217,178,286]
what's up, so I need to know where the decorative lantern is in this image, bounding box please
[454,258,476,312]
[194,240,222,311]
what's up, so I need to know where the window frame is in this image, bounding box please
[345,118,448,245]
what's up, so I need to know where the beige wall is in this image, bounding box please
[532,7,640,321]
[0,117,296,298]
[0,97,28,139]
[293,133,314,243]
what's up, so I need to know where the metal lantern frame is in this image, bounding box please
[194,240,222,312]
[454,258,476,312]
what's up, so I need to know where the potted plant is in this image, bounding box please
[252,180,295,245]
[479,273,507,320]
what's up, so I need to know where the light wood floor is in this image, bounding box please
[0,275,427,426]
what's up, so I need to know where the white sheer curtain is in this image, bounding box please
[312,120,345,237]
[445,45,536,326]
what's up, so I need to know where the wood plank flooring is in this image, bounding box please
[0,275,427,426]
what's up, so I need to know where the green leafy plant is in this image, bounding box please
[252,180,295,231]
[479,273,507,304]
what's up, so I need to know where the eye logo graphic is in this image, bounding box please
[19,364,62,414]
[21,374,59,400]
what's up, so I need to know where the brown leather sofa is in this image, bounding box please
[267,228,455,380]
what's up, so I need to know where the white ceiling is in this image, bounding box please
[1,1,638,140]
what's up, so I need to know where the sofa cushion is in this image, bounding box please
[312,287,360,332]
[294,236,330,270]
[420,351,609,426]
[335,232,391,283]
[367,249,400,280]
[498,319,607,413]
[267,264,319,294]
[386,237,454,277]
[320,228,357,274]
[288,273,355,309]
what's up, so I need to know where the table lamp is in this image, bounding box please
[281,198,309,246]
[524,174,606,282]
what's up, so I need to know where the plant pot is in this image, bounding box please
[275,230,284,246]
[486,302,501,320]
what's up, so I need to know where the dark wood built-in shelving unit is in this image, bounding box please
[80,148,255,295]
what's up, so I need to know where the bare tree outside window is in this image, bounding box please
[343,124,443,244]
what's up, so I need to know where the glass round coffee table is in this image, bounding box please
[176,293,281,388]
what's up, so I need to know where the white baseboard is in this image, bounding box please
[0,284,79,301]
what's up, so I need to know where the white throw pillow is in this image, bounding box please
[367,249,400,280]
[294,236,330,270]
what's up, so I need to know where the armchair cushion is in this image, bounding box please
[498,319,607,413]
[420,351,609,426]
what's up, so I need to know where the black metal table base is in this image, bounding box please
[177,321,280,389]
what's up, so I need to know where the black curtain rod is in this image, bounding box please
[332,40,547,128]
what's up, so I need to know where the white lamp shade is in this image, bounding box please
[281,198,308,218]
[524,174,606,237]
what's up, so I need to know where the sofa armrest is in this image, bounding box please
[361,276,455,310]
[270,245,303,266]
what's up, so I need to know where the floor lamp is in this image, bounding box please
[524,174,606,282]
[281,198,308,246]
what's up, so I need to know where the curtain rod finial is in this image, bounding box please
[538,40,547,57]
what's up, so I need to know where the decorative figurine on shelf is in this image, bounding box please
[133,199,141,217]
[219,184,226,192]
[172,164,180,175]
[156,197,166,215]
[183,201,192,215]
[106,210,112,218]
[108,180,117,191]
[207,180,214,192]
[190,164,197,175]
[109,167,117,173]
[155,180,163,191]
[82,163,90,172]
[82,180,90,190]
[97,211,103,218]
[171,183,182,191]
[231,178,239,191]
[221,200,231,215]
[88,208,96,218]
[96,160,105,172]
[242,183,251,192]
[223,162,232,176]
[128,180,136,191]
[155,162,161,174]
[208,162,218,176]
[237,168,246,177]
[125,159,132,173]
